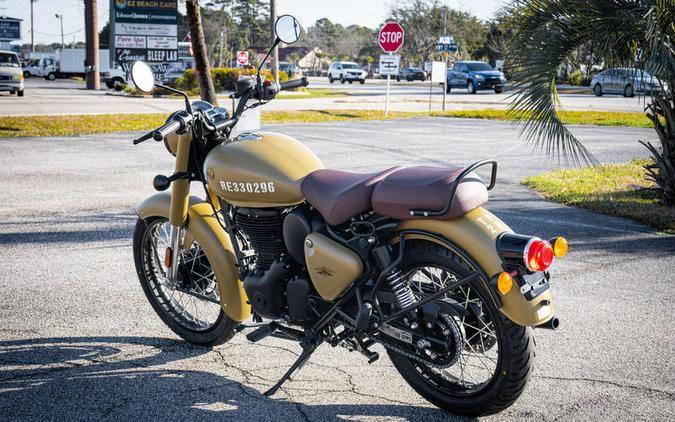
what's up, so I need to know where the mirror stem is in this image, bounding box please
[258,38,281,74]
[156,83,192,114]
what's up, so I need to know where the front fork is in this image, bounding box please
[165,133,192,285]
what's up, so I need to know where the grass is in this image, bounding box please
[522,159,674,234]
[275,89,351,99]
[0,109,654,138]
[429,109,654,128]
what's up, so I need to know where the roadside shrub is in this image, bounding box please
[175,68,288,93]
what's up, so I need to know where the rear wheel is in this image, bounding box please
[133,217,238,346]
[387,240,534,417]
[624,84,634,97]
[593,83,603,96]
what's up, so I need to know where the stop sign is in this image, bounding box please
[236,51,249,66]
[379,22,405,53]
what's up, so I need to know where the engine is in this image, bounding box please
[236,207,314,320]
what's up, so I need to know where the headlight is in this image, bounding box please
[474,74,484,79]
[13,74,22,80]
[500,75,506,81]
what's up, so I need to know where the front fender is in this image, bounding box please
[396,207,554,327]
[136,193,251,322]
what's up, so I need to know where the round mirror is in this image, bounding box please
[275,15,300,44]
[130,61,155,93]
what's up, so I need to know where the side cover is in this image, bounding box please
[136,193,251,322]
[396,207,554,327]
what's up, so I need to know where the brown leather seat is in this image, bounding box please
[302,167,400,225]
[371,166,488,220]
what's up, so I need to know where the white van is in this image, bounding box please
[0,50,24,96]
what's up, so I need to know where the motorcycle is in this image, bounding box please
[130,15,566,417]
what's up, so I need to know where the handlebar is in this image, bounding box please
[152,119,182,142]
[214,117,238,131]
[280,77,309,91]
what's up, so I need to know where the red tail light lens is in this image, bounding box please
[526,239,554,272]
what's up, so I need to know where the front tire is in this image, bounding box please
[133,217,238,346]
[17,90,24,97]
[623,84,634,97]
[593,83,603,96]
[387,240,534,417]
[467,80,477,94]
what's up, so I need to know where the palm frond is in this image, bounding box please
[506,0,653,166]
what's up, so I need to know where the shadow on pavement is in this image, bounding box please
[0,336,470,422]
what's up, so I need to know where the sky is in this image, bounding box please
[1,0,506,46]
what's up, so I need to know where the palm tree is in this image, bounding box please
[506,0,674,203]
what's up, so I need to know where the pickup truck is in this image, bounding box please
[446,61,506,94]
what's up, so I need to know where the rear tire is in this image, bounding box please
[623,84,634,97]
[387,240,535,417]
[593,83,603,96]
[133,217,238,347]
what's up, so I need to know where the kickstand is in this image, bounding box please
[264,342,320,397]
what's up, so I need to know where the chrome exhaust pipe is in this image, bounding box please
[537,316,560,330]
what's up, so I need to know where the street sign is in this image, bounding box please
[236,51,249,66]
[424,61,432,73]
[378,54,400,76]
[436,43,458,53]
[378,22,405,53]
[438,35,454,45]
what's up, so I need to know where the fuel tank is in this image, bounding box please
[204,132,324,207]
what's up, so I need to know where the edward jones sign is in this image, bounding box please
[111,0,178,69]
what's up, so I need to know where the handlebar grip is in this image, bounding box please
[133,130,154,145]
[152,119,182,142]
[280,76,309,91]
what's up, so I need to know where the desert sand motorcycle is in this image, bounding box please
[130,15,567,417]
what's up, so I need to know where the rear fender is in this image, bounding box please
[395,207,554,327]
[136,193,251,322]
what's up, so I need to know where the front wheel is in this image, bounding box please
[387,240,534,417]
[623,84,634,97]
[467,80,477,94]
[133,216,238,346]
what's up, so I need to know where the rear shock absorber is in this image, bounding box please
[373,242,417,310]
[386,269,417,309]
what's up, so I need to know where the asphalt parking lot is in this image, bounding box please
[1,118,674,421]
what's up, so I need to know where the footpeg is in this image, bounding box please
[246,322,278,343]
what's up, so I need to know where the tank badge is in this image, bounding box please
[206,167,215,180]
[316,266,334,277]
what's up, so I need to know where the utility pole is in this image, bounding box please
[30,0,35,52]
[84,0,100,90]
[270,0,279,84]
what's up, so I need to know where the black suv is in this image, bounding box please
[397,67,427,82]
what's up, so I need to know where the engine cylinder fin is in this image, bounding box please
[235,208,286,271]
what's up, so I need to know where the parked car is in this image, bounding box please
[328,61,366,84]
[446,61,506,94]
[397,67,426,82]
[590,68,661,97]
[0,50,24,97]
[279,62,302,78]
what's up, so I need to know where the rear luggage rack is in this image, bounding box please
[409,159,497,217]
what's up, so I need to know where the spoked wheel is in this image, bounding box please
[387,240,534,417]
[133,217,238,346]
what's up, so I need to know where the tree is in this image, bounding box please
[506,0,675,203]
[231,0,270,47]
[186,0,218,105]
[389,0,488,66]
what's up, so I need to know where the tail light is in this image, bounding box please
[525,238,554,272]
[497,233,567,273]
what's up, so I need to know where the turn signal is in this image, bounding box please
[552,237,568,258]
[497,272,513,295]
[525,239,554,272]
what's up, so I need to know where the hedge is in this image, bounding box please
[175,68,289,93]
